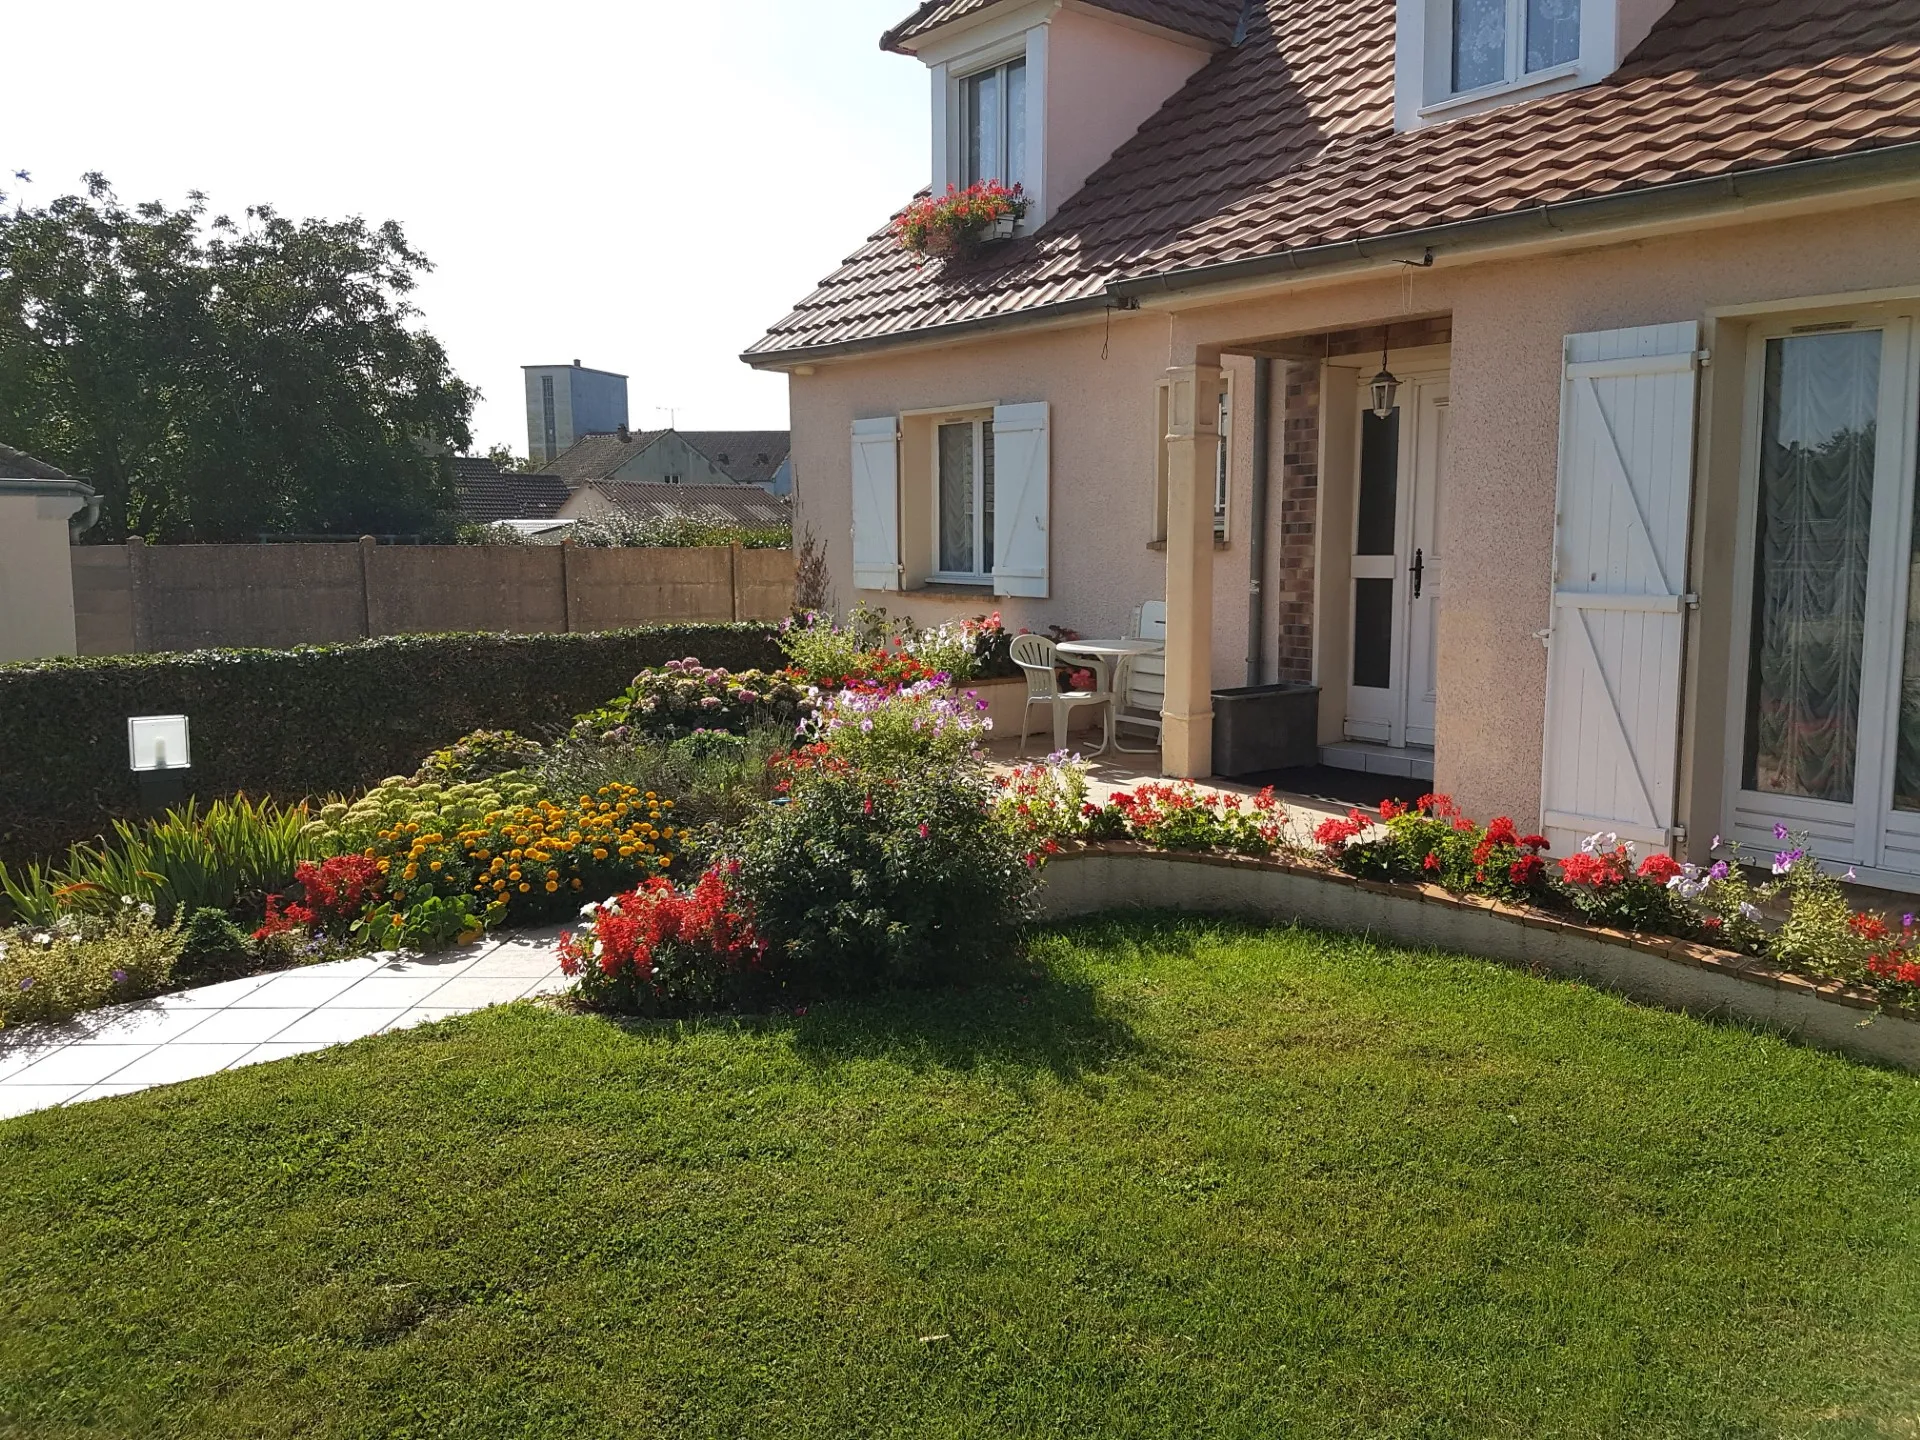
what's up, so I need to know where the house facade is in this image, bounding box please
[747,0,1920,886]
[0,444,100,664]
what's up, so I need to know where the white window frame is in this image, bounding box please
[930,411,997,587]
[928,14,1049,226]
[1441,0,1581,100]
[1395,0,1622,129]
[1720,307,1920,885]
[1153,373,1232,544]
[958,54,1028,192]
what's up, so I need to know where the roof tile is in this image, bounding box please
[752,0,1920,361]
[883,0,1241,51]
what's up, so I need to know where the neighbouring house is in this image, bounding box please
[524,361,631,464]
[746,0,1920,887]
[541,427,793,492]
[451,456,572,525]
[560,482,793,532]
[0,444,101,663]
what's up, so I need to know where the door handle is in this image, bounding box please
[1410,548,1425,600]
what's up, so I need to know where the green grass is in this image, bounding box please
[4,916,1920,1439]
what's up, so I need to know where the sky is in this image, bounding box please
[6,0,928,456]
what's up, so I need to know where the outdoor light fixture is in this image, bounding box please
[129,715,192,814]
[128,715,191,772]
[1370,328,1400,419]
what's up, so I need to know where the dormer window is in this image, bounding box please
[962,57,1027,189]
[1451,0,1580,93]
[1397,0,1672,130]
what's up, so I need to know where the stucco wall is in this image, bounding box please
[787,322,1265,690]
[1044,8,1211,220]
[0,494,81,663]
[783,191,1920,833]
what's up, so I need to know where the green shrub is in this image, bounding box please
[0,797,316,927]
[732,766,1036,996]
[0,907,183,1029]
[573,661,810,743]
[175,907,257,986]
[0,625,783,866]
[414,730,546,784]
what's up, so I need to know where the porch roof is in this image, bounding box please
[747,0,1920,365]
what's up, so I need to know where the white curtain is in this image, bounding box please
[1745,331,1882,803]
[939,422,974,574]
[1527,0,1581,71]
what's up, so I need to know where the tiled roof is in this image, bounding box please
[453,460,572,523]
[540,431,670,483]
[0,442,79,482]
[750,0,1920,362]
[883,0,1242,51]
[678,431,792,487]
[587,483,793,529]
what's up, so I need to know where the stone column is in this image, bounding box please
[1162,362,1220,778]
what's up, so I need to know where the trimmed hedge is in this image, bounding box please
[0,626,783,864]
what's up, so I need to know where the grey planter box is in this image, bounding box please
[1211,683,1321,777]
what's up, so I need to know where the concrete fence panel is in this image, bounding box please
[142,543,367,652]
[735,547,800,622]
[367,545,568,637]
[60,541,796,655]
[568,547,735,629]
[70,547,135,657]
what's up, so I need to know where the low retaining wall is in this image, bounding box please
[1041,847,1920,1072]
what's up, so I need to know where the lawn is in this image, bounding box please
[3,916,1919,1439]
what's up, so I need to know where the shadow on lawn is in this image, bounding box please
[781,961,1150,1085]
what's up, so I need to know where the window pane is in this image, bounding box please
[982,420,997,575]
[1356,408,1400,556]
[1743,331,1883,803]
[966,67,1002,187]
[939,422,975,574]
[1353,579,1395,690]
[1453,0,1506,91]
[1527,0,1580,71]
[1894,413,1920,813]
[1004,60,1027,190]
[1215,388,1230,534]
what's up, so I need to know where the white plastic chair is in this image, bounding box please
[1114,602,1168,753]
[1009,633,1114,756]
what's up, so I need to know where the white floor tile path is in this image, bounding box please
[0,925,570,1120]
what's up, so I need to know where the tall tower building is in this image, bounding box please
[523,361,630,464]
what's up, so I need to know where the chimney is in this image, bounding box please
[617,423,631,443]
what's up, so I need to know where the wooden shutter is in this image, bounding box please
[992,402,1050,598]
[1539,322,1701,858]
[850,417,900,592]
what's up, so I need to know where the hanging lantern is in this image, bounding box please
[1370,328,1400,419]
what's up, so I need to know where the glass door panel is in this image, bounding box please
[1741,330,1882,804]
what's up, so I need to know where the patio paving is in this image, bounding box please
[0,925,568,1121]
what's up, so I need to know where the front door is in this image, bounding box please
[1347,374,1449,749]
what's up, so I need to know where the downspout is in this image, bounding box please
[69,488,103,542]
[1246,357,1273,686]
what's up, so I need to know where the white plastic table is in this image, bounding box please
[1053,637,1164,694]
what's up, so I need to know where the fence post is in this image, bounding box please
[561,540,576,634]
[126,536,153,654]
[358,536,376,638]
[729,542,743,622]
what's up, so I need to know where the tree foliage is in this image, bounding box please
[0,175,476,540]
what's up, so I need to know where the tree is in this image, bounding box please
[0,175,476,540]
[485,444,539,474]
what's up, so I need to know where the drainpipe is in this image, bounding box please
[1246,357,1273,686]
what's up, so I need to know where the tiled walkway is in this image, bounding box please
[0,925,568,1120]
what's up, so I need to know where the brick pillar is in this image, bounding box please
[1162,362,1221,778]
